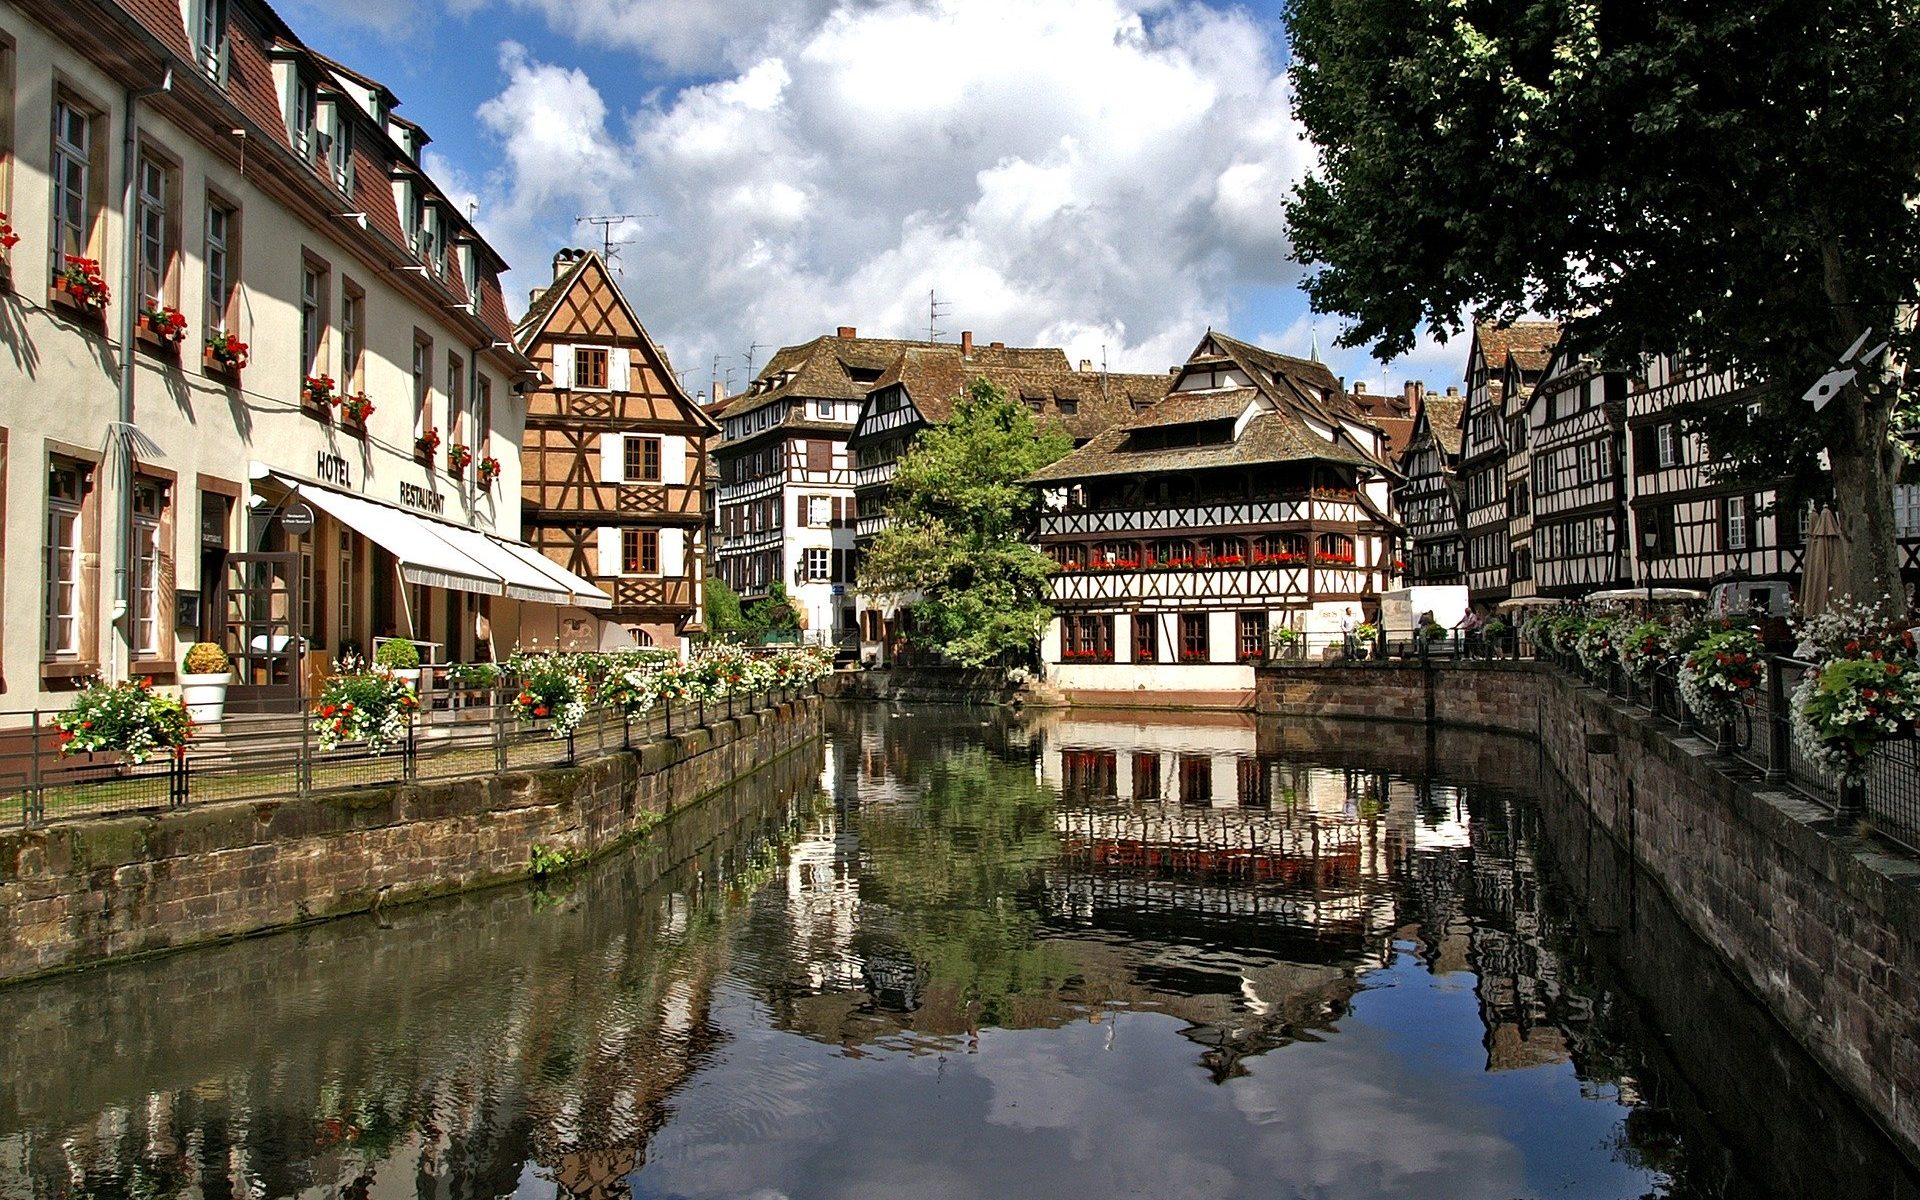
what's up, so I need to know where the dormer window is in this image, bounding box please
[291,76,317,162]
[326,112,354,193]
[193,0,229,86]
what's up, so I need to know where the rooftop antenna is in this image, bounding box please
[573,213,653,273]
[744,341,767,379]
[928,289,950,343]
[1101,344,1110,400]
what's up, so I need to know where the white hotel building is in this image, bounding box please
[0,0,604,717]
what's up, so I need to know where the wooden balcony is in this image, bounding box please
[523,480,704,522]
[1049,563,1382,606]
[1039,498,1367,538]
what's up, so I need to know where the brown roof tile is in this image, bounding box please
[1476,320,1561,374]
[1029,403,1379,484]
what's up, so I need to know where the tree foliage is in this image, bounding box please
[858,379,1074,666]
[1284,0,1920,601]
[704,576,799,642]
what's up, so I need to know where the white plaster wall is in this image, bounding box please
[1042,662,1255,694]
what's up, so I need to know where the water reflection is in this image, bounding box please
[1,704,1915,1200]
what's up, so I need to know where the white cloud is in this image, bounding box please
[463,0,1324,389]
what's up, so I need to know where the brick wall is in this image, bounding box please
[0,697,823,983]
[1257,658,1920,1164]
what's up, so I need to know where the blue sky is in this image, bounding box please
[284,0,1463,398]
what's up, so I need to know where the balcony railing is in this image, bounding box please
[1049,563,1382,604]
[1039,497,1366,537]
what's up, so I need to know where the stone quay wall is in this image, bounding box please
[0,696,823,984]
[1258,659,1920,1165]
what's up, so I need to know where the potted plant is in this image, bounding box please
[511,660,588,739]
[55,255,110,313]
[445,660,500,707]
[1678,627,1767,734]
[138,302,189,348]
[179,641,233,724]
[475,454,502,488]
[53,677,191,764]
[312,667,419,754]
[416,427,441,463]
[340,392,374,426]
[206,329,249,375]
[374,637,422,687]
[303,373,335,408]
[446,442,473,476]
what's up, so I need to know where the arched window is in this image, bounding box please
[1254,534,1307,564]
[1094,541,1139,568]
[627,627,654,647]
[1149,539,1186,567]
[1317,533,1356,564]
[1202,536,1247,565]
[1054,543,1088,569]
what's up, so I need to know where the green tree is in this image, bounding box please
[1284,0,1920,603]
[704,576,749,640]
[744,581,801,639]
[858,379,1073,666]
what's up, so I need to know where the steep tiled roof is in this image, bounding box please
[1125,388,1258,429]
[1422,396,1466,456]
[720,335,932,420]
[514,255,589,338]
[1029,402,1379,484]
[1477,320,1561,374]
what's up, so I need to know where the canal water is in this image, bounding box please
[2,704,1916,1200]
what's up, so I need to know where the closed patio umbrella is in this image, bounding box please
[1801,507,1846,617]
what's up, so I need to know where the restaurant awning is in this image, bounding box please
[256,468,611,610]
[487,536,613,610]
[290,482,504,597]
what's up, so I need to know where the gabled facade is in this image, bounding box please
[712,327,896,643]
[846,336,1163,663]
[1525,341,1631,598]
[514,249,715,651]
[0,0,610,717]
[1029,331,1397,708]
[1393,392,1465,584]
[1458,321,1559,604]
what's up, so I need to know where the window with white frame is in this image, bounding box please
[340,281,364,391]
[44,461,85,657]
[1895,485,1920,539]
[291,75,317,162]
[194,0,229,84]
[136,157,168,305]
[131,481,164,658]
[51,98,92,260]
[806,547,830,581]
[301,259,328,382]
[1725,495,1751,550]
[808,496,831,527]
[337,529,354,649]
[413,333,432,435]
[204,198,234,333]
[1656,422,1681,469]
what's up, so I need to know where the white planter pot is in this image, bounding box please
[387,668,422,688]
[180,672,231,724]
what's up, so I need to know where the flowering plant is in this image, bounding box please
[1616,619,1671,686]
[304,374,335,406]
[416,428,441,458]
[1679,628,1767,730]
[139,302,189,345]
[312,666,419,754]
[600,664,662,716]
[340,393,374,423]
[1572,615,1622,675]
[207,329,249,369]
[1353,622,1379,641]
[1792,655,1920,779]
[476,455,502,487]
[57,256,110,312]
[512,661,588,738]
[52,677,191,764]
[0,211,19,251]
[446,443,474,472]
[1792,595,1912,663]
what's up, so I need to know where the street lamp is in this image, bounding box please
[1642,526,1659,609]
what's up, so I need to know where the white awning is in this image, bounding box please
[425,522,576,606]
[292,483,504,596]
[487,536,614,610]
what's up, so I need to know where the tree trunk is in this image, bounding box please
[1820,240,1905,614]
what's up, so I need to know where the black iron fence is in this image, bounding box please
[0,680,819,830]
[1540,648,1920,855]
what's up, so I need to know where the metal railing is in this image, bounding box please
[0,680,819,830]
[1549,649,1920,855]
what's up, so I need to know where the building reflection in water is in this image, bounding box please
[3,705,1914,1200]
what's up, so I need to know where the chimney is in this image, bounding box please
[1403,380,1425,417]
[1446,385,1460,397]
[960,330,974,355]
[990,341,1005,350]
[837,325,857,340]
[1079,359,1094,372]
[552,248,577,281]
[528,286,546,308]
[1352,381,1367,395]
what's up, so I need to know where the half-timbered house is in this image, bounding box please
[712,327,899,644]
[846,337,1163,663]
[1525,340,1632,597]
[1029,332,1397,708]
[1394,391,1465,584]
[1458,321,1559,606]
[514,249,716,651]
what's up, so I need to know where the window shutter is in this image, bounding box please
[832,497,843,528]
[1633,427,1655,474]
[610,347,632,392]
[661,528,685,577]
[662,435,687,485]
[601,433,624,483]
[551,344,574,390]
[595,526,617,577]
